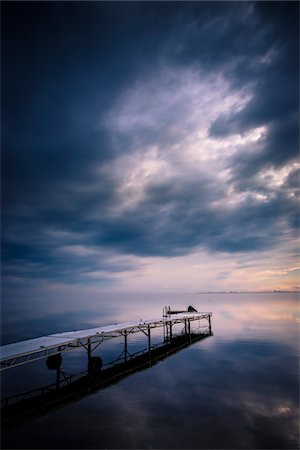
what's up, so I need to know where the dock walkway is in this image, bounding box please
[0,312,212,370]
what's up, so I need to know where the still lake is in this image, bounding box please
[1,292,299,449]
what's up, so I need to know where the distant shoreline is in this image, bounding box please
[195,291,299,294]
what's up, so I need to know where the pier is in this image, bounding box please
[1,307,213,429]
[0,307,212,371]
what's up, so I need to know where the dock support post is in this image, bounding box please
[184,319,187,336]
[169,322,173,342]
[87,337,92,381]
[87,338,92,362]
[148,325,151,353]
[188,319,191,344]
[56,347,62,390]
[164,320,169,342]
[124,331,128,363]
[208,315,211,335]
[148,325,151,364]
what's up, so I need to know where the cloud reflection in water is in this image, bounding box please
[2,294,299,449]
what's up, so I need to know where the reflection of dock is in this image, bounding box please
[1,329,213,430]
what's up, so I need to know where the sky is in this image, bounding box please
[1,1,299,297]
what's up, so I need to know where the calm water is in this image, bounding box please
[1,292,299,449]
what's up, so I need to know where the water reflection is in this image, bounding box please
[2,292,299,345]
[1,293,299,449]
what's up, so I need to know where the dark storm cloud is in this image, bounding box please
[1,1,299,283]
[226,114,299,191]
[209,2,299,181]
[4,169,294,275]
[2,132,116,213]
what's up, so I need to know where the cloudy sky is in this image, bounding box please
[2,1,299,296]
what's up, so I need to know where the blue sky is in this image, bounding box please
[2,1,299,294]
